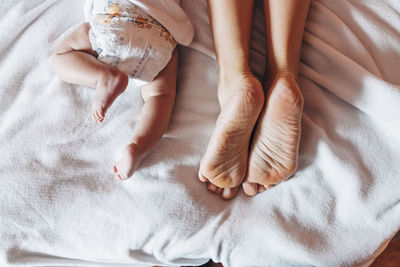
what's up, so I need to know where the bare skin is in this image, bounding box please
[51,23,129,123]
[198,73,264,199]
[198,0,264,200]
[200,0,309,199]
[52,23,177,180]
[113,51,177,180]
[242,0,309,196]
[243,72,303,195]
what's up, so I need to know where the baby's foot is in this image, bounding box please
[91,67,129,123]
[112,143,146,180]
[242,72,303,196]
[198,74,264,200]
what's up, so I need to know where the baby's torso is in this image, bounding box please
[92,0,135,14]
[85,0,194,46]
[87,0,176,83]
[90,0,155,26]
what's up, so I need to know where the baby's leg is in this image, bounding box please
[51,23,128,123]
[112,50,178,180]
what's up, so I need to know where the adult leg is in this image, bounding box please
[242,0,310,196]
[198,0,265,200]
[51,23,128,123]
[112,50,178,180]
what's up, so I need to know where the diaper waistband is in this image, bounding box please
[92,2,175,45]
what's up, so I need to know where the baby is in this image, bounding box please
[52,0,193,180]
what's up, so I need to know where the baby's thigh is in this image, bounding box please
[140,49,178,99]
[55,23,95,56]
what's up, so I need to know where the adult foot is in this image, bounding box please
[198,73,264,200]
[91,68,129,123]
[112,143,146,180]
[242,72,303,196]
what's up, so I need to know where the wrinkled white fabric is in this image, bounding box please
[0,0,399,266]
[87,0,176,83]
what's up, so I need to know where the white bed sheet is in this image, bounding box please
[1,0,400,266]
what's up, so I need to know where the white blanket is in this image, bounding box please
[1,0,399,266]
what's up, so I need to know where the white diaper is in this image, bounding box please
[87,0,176,84]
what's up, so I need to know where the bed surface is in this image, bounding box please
[1,0,400,266]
